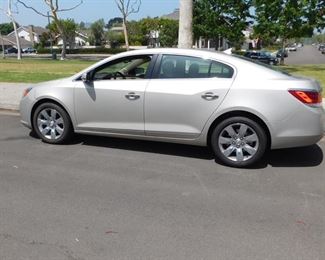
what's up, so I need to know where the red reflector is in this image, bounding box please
[288,90,322,104]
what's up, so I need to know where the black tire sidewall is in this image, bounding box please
[211,116,267,168]
[32,102,73,144]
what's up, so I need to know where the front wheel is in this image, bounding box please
[33,102,73,144]
[211,117,268,168]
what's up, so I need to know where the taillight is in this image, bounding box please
[288,90,322,105]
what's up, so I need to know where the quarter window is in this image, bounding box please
[158,55,234,79]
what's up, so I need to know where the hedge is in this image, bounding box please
[36,47,126,55]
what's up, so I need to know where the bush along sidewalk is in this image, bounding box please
[36,47,126,55]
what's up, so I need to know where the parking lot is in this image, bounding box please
[286,45,325,65]
[0,111,324,260]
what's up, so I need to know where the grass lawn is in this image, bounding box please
[0,58,94,83]
[0,58,324,96]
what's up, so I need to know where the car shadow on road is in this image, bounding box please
[69,134,323,168]
[266,144,323,167]
[75,134,215,160]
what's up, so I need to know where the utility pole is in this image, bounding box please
[7,0,22,60]
[0,32,5,59]
[178,0,193,49]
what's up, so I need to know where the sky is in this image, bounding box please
[0,0,179,27]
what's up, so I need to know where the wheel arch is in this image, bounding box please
[207,110,271,149]
[30,98,75,131]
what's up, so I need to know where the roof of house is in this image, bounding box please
[161,9,180,20]
[7,26,48,37]
[2,35,33,48]
[32,26,48,35]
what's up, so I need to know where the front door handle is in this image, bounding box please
[201,92,219,101]
[125,92,140,100]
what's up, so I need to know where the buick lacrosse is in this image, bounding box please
[20,49,324,167]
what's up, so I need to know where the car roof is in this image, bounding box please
[72,48,290,80]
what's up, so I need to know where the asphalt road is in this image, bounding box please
[0,112,324,260]
[286,45,325,65]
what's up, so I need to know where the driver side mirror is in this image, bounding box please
[81,72,92,83]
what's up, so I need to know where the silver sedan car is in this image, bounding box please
[20,49,324,167]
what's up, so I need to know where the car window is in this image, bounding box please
[158,55,234,79]
[93,55,152,81]
[210,61,234,78]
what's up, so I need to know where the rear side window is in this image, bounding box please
[158,55,234,79]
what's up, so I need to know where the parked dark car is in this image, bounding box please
[276,49,288,58]
[4,47,18,54]
[244,51,279,65]
[318,45,325,54]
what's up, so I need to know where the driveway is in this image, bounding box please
[0,112,324,260]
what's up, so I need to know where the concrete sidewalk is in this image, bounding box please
[0,82,324,111]
[0,83,31,110]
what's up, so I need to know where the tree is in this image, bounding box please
[17,0,83,60]
[138,18,179,47]
[194,0,252,50]
[47,19,77,49]
[0,0,22,59]
[254,0,324,65]
[0,22,15,35]
[106,31,125,48]
[115,0,142,50]
[79,21,86,30]
[106,17,123,29]
[90,19,105,46]
[179,0,193,48]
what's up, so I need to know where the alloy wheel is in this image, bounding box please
[37,108,64,140]
[218,123,259,162]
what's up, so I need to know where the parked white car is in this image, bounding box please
[20,49,324,167]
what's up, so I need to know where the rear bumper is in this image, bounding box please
[271,105,324,149]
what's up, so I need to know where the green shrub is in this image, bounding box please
[36,47,126,55]
[232,50,246,56]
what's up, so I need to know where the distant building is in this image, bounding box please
[7,25,48,45]
[161,9,180,20]
[56,31,90,48]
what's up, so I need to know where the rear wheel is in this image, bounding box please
[33,102,73,144]
[211,117,267,168]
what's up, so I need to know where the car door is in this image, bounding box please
[74,55,154,135]
[144,54,235,139]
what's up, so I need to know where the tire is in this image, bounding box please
[32,102,73,144]
[211,116,267,168]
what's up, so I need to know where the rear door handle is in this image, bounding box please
[125,92,140,100]
[201,92,219,101]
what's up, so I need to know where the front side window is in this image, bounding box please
[93,55,152,81]
[158,55,234,79]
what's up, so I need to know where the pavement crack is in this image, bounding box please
[0,233,85,260]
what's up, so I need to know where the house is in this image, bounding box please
[7,25,48,45]
[56,31,90,48]
[1,34,34,49]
